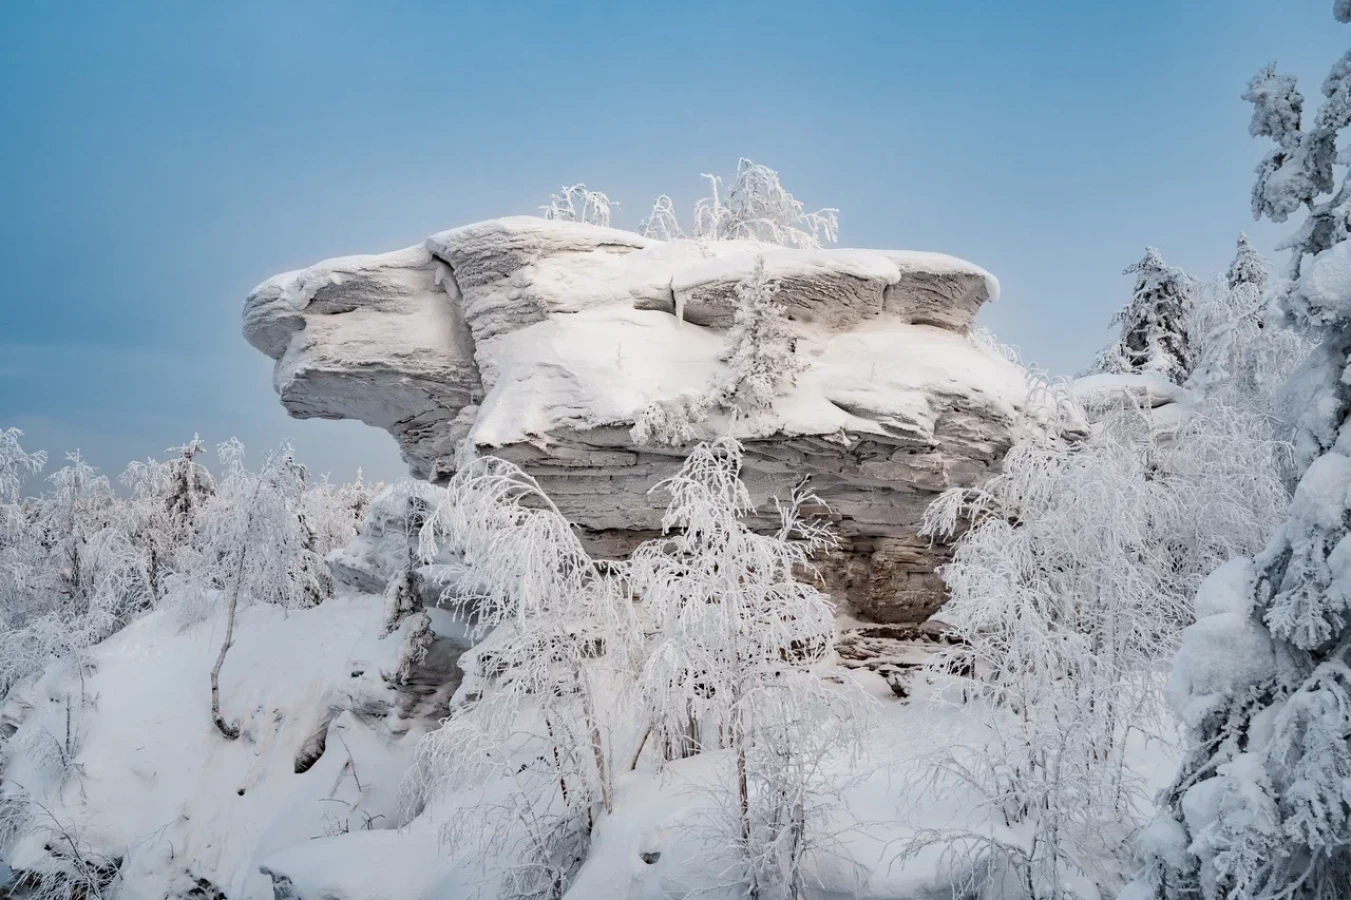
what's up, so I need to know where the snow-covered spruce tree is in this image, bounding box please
[1187,237,1310,412]
[1124,14,1351,899]
[628,438,872,900]
[406,456,640,900]
[710,255,807,416]
[1098,247,1198,384]
[632,256,804,446]
[1229,232,1270,294]
[190,440,327,739]
[540,183,613,227]
[118,436,215,603]
[916,376,1293,898]
[694,158,839,249]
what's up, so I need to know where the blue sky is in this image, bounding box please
[0,0,1343,485]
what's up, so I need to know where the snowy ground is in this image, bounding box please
[0,591,439,898]
[0,576,1179,899]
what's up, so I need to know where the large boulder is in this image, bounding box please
[244,216,1026,624]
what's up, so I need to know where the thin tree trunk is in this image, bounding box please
[737,729,756,900]
[627,726,651,772]
[580,670,612,815]
[542,713,571,806]
[211,544,249,740]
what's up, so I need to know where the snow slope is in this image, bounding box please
[0,592,448,899]
[0,485,1179,900]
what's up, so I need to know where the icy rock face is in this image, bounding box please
[245,216,1025,624]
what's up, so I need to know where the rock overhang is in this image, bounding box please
[244,215,1026,623]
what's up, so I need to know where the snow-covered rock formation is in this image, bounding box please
[244,217,1027,624]
[1069,372,1197,436]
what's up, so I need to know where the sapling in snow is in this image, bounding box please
[190,440,326,739]
[629,392,710,448]
[406,455,640,900]
[628,437,872,899]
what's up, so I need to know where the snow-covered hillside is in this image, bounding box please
[0,470,1183,899]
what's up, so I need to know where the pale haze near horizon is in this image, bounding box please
[1,0,1342,486]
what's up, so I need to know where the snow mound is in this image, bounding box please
[1291,238,1351,324]
[1166,558,1275,730]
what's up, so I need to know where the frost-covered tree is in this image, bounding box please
[1245,61,1335,226]
[299,470,376,574]
[628,438,871,899]
[119,436,215,602]
[0,451,151,701]
[39,454,143,615]
[633,257,803,445]
[0,430,46,698]
[1228,232,1270,294]
[917,376,1293,898]
[406,456,640,900]
[1124,13,1351,899]
[694,158,839,249]
[0,433,366,713]
[0,428,46,505]
[360,480,435,638]
[1098,248,1198,384]
[540,184,613,227]
[0,428,46,584]
[191,440,327,738]
[709,256,806,416]
[629,391,710,448]
[637,194,684,241]
[543,159,837,248]
[631,256,804,446]
[1187,237,1310,411]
